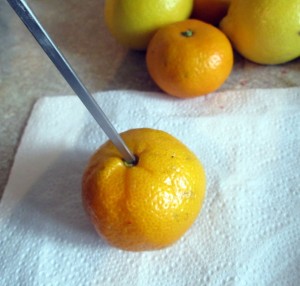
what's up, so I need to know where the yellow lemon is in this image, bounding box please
[104,0,193,50]
[220,0,300,64]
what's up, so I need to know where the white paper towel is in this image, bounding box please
[1,88,300,286]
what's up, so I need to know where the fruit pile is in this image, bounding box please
[82,0,300,253]
[105,0,300,98]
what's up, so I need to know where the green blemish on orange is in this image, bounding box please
[181,29,194,37]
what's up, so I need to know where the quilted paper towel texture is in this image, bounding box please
[0,88,300,286]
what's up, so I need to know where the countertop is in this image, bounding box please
[0,0,299,199]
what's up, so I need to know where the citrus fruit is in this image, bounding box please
[220,0,300,64]
[146,19,233,98]
[82,128,206,251]
[192,0,231,26]
[104,0,193,50]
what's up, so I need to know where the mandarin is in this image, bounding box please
[146,19,233,98]
[82,128,206,251]
[192,0,231,26]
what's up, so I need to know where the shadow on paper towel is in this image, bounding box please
[7,147,106,248]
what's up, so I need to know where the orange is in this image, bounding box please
[191,0,231,26]
[82,128,206,251]
[146,19,233,98]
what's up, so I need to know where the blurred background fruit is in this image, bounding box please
[220,0,300,64]
[146,19,233,98]
[192,0,231,26]
[104,0,193,50]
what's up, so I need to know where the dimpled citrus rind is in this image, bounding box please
[146,19,233,98]
[82,128,206,251]
[220,0,300,64]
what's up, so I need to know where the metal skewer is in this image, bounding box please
[7,0,136,164]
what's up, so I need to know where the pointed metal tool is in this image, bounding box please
[7,0,136,164]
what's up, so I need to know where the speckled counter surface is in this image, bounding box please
[0,0,299,199]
